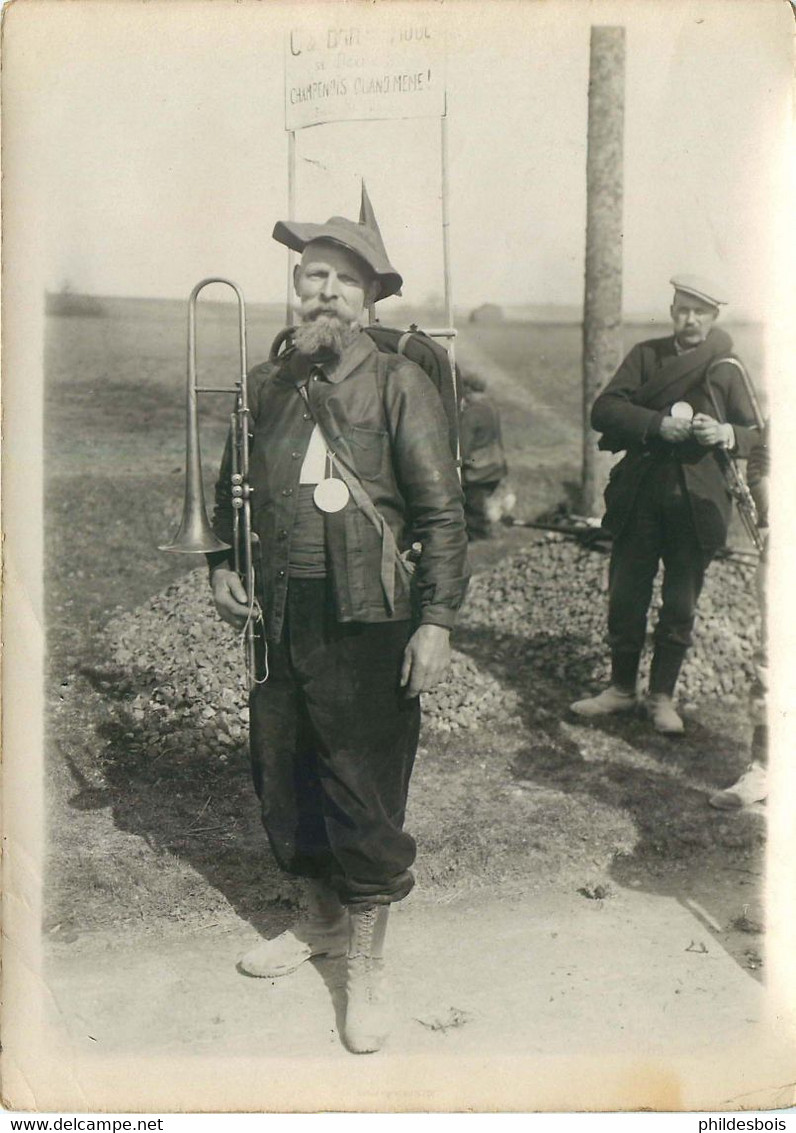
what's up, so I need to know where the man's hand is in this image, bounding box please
[400,624,452,698]
[211,567,250,630]
[692,413,733,448]
[659,416,693,443]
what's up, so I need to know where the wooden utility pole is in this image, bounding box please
[581,26,625,516]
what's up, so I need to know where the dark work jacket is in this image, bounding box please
[209,332,469,642]
[592,331,759,553]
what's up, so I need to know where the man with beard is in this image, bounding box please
[570,275,759,734]
[206,198,469,1053]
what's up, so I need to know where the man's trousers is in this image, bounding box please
[249,578,420,906]
[607,460,714,694]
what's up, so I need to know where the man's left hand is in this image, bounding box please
[400,624,452,698]
[692,413,733,448]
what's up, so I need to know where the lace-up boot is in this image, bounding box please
[343,904,391,1054]
[240,879,347,977]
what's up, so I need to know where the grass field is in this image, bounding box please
[43,300,765,963]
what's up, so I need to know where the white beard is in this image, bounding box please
[293,313,360,358]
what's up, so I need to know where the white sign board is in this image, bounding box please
[285,19,446,131]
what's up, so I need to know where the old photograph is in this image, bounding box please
[2,0,795,1115]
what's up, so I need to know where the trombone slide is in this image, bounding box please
[160,277,260,685]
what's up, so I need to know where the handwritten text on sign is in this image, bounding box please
[284,22,446,130]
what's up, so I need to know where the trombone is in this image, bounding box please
[160,277,260,684]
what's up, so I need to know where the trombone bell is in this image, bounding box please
[159,276,245,556]
[159,492,231,555]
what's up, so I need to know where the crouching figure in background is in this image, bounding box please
[459,368,510,540]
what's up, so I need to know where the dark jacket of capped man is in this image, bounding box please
[592,327,759,553]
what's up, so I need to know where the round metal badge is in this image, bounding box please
[313,478,350,513]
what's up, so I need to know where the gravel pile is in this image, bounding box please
[105,539,758,760]
[461,536,761,704]
[106,570,518,750]
[422,651,519,732]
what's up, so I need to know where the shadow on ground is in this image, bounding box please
[46,601,765,982]
[60,658,301,936]
[449,620,765,975]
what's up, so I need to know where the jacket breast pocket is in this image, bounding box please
[347,425,388,481]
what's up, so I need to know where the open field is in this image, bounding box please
[44,300,765,976]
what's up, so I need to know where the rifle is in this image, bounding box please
[501,515,612,550]
[501,515,759,562]
[704,358,766,554]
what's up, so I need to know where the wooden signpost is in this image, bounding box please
[282,15,456,383]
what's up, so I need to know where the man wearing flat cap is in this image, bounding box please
[207,187,469,1053]
[571,275,760,734]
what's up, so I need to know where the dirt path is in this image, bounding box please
[457,331,547,414]
[456,327,577,462]
[39,884,784,1112]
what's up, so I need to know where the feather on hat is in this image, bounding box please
[273,182,402,302]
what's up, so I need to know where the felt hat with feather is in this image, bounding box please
[273,182,402,302]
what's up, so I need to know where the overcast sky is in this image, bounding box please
[6,0,793,321]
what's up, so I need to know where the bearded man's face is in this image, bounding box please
[292,240,376,356]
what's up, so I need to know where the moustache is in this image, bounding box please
[307,308,345,323]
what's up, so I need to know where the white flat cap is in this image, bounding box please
[670,274,728,307]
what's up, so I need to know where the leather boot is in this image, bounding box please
[570,686,637,717]
[343,904,391,1054]
[647,642,686,733]
[646,693,684,734]
[239,879,347,977]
